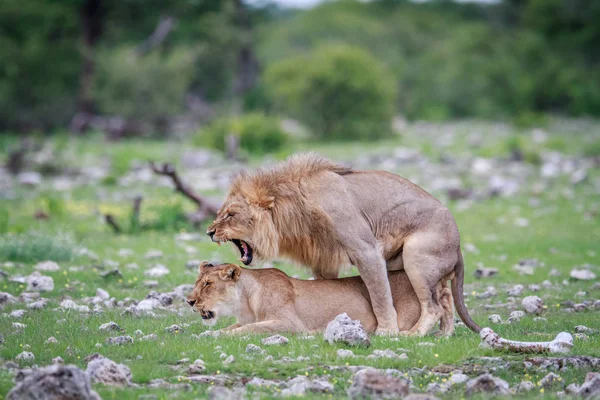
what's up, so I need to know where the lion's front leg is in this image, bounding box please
[349,246,400,335]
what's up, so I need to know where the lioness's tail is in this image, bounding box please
[451,251,481,333]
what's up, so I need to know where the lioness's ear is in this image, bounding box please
[198,261,214,274]
[219,265,241,281]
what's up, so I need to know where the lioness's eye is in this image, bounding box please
[203,281,211,288]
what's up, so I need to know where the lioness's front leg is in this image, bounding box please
[226,320,300,335]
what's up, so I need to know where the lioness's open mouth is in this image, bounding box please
[231,239,253,265]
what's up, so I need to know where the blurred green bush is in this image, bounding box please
[93,47,194,126]
[264,44,397,140]
[194,112,287,155]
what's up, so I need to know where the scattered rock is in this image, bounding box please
[522,296,544,315]
[26,272,54,292]
[324,313,371,347]
[6,364,100,400]
[506,284,524,296]
[146,291,173,306]
[465,373,510,396]
[368,349,408,361]
[100,269,122,279]
[539,372,563,388]
[578,373,600,399]
[139,334,157,341]
[189,359,206,374]
[223,355,235,365]
[246,344,265,354]
[165,324,184,333]
[34,261,61,272]
[106,336,133,345]
[570,269,596,281]
[45,336,59,344]
[0,291,18,306]
[474,267,498,279]
[523,356,600,370]
[52,356,64,365]
[208,386,245,400]
[145,264,170,278]
[18,171,42,186]
[59,299,89,313]
[15,351,35,362]
[449,373,469,385]
[337,349,355,358]
[348,368,409,399]
[488,314,503,324]
[145,250,164,259]
[262,334,289,346]
[507,310,525,324]
[9,309,26,319]
[575,325,598,334]
[86,355,132,386]
[99,321,121,332]
[516,381,535,392]
[27,298,48,310]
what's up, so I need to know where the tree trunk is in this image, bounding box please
[77,0,103,115]
[231,0,259,115]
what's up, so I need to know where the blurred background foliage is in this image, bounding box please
[1,0,599,146]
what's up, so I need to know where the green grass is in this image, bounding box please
[0,120,599,399]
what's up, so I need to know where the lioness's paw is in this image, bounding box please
[375,327,400,336]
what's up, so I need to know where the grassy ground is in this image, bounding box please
[1,119,599,399]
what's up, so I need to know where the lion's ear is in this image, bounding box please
[219,265,241,281]
[257,195,275,209]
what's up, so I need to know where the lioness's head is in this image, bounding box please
[186,262,242,326]
[206,187,278,265]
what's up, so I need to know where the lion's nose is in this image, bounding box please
[187,300,196,307]
[207,229,217,242]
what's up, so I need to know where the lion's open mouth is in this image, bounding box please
[231,239,253,265]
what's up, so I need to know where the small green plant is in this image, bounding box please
[195,113,287,155]
[583,141,600,157]
[0,231,76,263]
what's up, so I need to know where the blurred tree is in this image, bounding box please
[265,44,397,140]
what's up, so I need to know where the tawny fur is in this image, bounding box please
[207,153,480,335]
[187,262,454,336]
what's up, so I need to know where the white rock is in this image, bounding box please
[45,336,59,344]
[261,334,289,346]
[570,269,596,281]
[86,355,132,386]
[96,288,110,300]
[139,334,157,341]
[136,298,161,310]
[26,272,54,292]
[99,322,121,331]
[522,296,544,315]
[324,313,370,347]
[9,309,26,319]
[337,349,355,358]
[16,351,35,361]
[18,172,42,186]
[223,355,235,365]
[144,250,163,259]
[34,261,60,272]
[59,299,89,313]
[488,314,503,324]
[246,344,265,354]
[506,284,524,296]
[144,264,170,278]
[189,359,206,374]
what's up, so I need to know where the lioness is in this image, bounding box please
[207,153,480,336]
[187,262,455,335]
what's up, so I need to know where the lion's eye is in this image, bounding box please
[227,212,235,217]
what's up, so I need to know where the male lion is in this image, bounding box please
[207,153,480,336]
[187,262,455,335]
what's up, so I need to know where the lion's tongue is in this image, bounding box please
[240,241,249,263]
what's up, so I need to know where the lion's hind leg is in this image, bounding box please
[437,281,455,337]
[402,233,457,337]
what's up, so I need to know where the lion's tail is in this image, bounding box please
[451,250,481,333]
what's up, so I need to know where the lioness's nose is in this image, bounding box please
[187,299,196,307]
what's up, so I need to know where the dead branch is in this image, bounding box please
[136,16,176,55]
[104,214,122,233]
[149,161,219,216]
[480,327,573,354]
